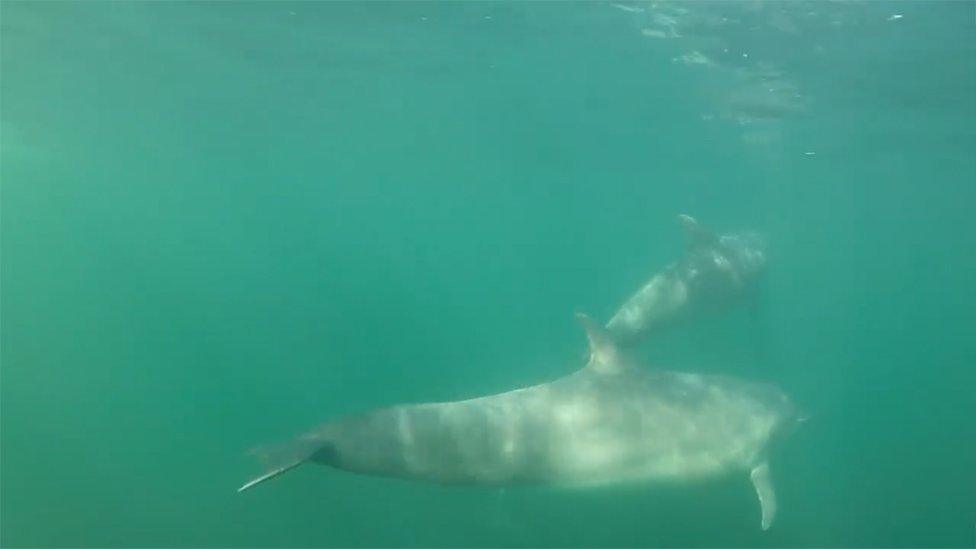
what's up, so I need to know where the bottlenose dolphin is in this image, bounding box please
[606,215,766,346]
[239,314,799,530]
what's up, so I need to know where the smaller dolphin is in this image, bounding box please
[239,314,799,530]
[606,215,766,346]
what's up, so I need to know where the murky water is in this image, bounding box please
[2,2,974,547]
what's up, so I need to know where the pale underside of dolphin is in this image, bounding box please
[605,215,767,347]
[239,314,797,531]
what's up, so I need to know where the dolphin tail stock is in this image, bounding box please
[749,460,777,531]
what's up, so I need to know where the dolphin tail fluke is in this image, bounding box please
[237,432,324,492]
[750,461,777,531]
[238,460,304,493]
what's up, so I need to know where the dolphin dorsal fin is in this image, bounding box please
[575,312,623,374]
[677,214,718,249]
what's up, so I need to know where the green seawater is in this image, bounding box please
[2,2,974,547]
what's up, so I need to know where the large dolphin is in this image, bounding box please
[606,215,767,346]
[239,314,800,530]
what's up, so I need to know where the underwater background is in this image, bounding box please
[2,1,974,547]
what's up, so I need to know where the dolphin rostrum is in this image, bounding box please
[605,215,767,346]
[239,314,800,530]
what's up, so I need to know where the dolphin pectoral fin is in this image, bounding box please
[575,312,622,374]
[677,214,718,249]
[750,461,777,531]
[238,460,303,493]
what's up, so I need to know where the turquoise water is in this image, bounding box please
[2,1,974,547]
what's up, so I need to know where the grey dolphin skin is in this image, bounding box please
[239,314,800,530]
[605,215,767,346]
